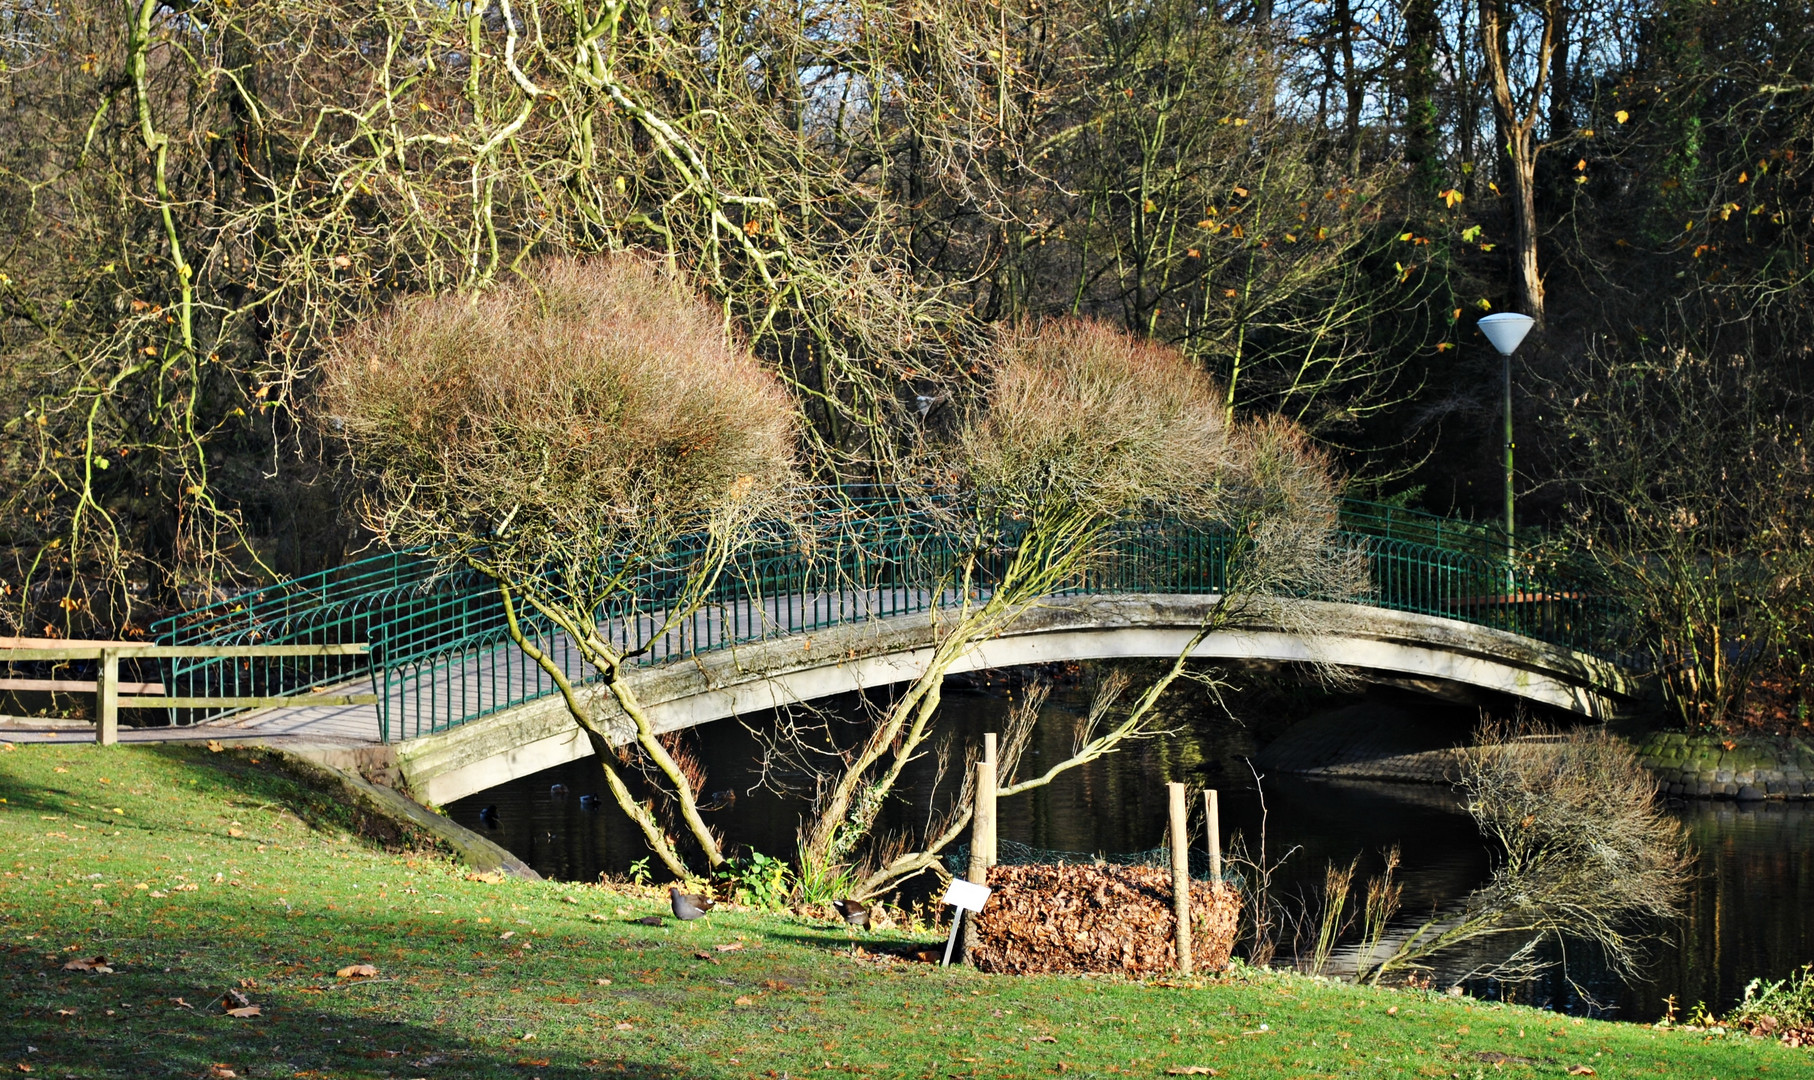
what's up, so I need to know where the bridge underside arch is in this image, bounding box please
[396,595,1642,806]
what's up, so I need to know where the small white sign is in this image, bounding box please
[941,878,992,912]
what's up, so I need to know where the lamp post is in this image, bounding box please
[1477,312,1535,567]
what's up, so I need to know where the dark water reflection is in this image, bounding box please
[447,677,1814,1021]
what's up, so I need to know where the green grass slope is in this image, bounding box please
[0,743,1803,1079]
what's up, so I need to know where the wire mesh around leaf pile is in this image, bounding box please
[945,838,1246,888]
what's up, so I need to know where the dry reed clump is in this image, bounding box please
[1461,726,1689,943]
[1363,723,1690,984]
[316,255,799,561]
[959,319,1230,520]
[968,864,1241,976]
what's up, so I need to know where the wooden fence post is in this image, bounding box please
[96,649,119,747]
[961,733,998,964]
[1203,789,1222,884]
[1169,780,1192,974]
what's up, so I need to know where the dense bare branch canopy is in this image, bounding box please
[959,320,1230,521]
[316,255,799,578]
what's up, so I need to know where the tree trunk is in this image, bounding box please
[1507,128,1544,321]
[1549,5,1572,141]
[1336,0,1363,174]
[1403,0,1441,197]
[1480,0,1560,325]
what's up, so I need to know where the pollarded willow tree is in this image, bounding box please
[779,319,1364,896]
[317,255,798,879]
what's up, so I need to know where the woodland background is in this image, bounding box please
[2,0,1812,729]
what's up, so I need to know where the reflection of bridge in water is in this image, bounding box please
[141,495,1641,803]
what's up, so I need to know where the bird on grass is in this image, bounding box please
[831,898,870,929]
[477,805,500,830]
[669,886,716,921]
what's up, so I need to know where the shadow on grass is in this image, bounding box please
[763,929,946,957]
[3,997,718,1080]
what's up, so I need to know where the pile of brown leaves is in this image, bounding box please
[969,864,1240,976]
[1739,1014,1814,1048]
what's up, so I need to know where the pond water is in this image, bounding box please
[445,673,1814,1022]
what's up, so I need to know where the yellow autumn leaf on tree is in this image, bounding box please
[1439,188,1463,208]
[1615,110,1630,123]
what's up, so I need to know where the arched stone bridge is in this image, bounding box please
[149,499,1642,804]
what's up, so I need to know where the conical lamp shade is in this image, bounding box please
[1478,312,1535,355]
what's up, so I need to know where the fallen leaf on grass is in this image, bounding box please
[206,740,224,753]
[226,828,244,838]
[61,956,113,973]
[54,1009,76,1018]
[336,964,379,979]
[16,1064,33,1073]
[207,1066,236,1079]
[614,1022,633,1031]
[516,1059,549,1068]
[172,998,194,1009]
[1566,1068,1596,1077]
[465,870,505,884]
[1475,1051,1536,1065]
[1032,1035,1057,1043]
[715,942,744,952]
[734,996,755,1006]
[224,1006,261,1018]
[1165,1069,1218,1076]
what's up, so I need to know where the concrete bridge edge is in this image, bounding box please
[395,595,1647,807]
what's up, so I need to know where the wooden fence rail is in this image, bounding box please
[0,639,374,745]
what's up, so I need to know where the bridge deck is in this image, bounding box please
[16,589,949,747]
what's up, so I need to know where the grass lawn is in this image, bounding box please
[1,742,1805,1080]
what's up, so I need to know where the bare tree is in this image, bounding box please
[1543,341,1814,730]
[317,255,799,879]
[782,318,1362,889]
[1479,0,1564,323]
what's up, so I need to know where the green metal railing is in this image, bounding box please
[150,491,1625,743]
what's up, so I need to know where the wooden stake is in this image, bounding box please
[1168,780,1192,974]
[961,733,998,963]
[96,649,119,747]
[1203,789,1222,884]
